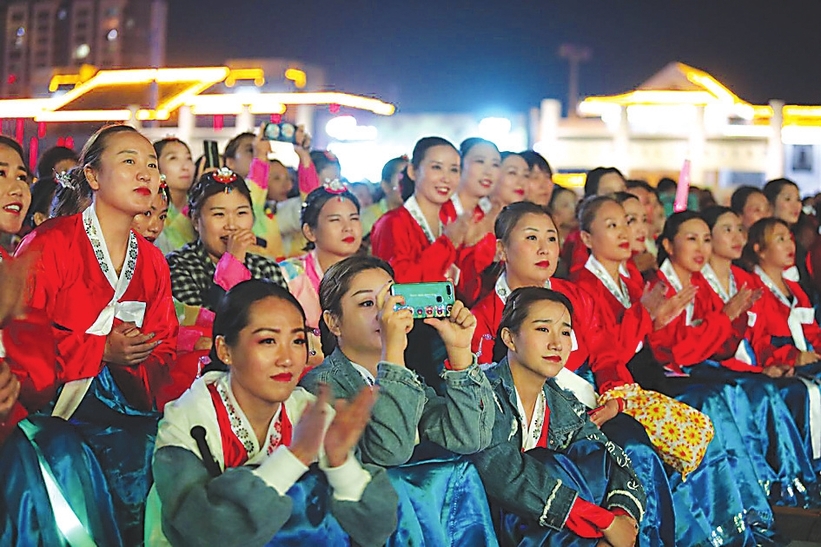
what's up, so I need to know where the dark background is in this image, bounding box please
[168,0,821,113]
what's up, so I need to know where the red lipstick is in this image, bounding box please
[619,242,630,249]
[536,260,551,268]
[135,187,151,197]
[544,355,562,363]
[271,373,293,382]
[342,236,356,244]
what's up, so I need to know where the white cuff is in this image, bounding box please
[253,446,309,496]
[320,453,372,502]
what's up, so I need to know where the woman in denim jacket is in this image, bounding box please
[300,255,495,465]
[300,255,500,546]
[473,286,645,547]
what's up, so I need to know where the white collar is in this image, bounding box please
[495,273,551,303]
[660,259,694,325]
[403,195,441,244]
[514,386,546,452]
[754,266,795,309]
[584,255,631,309]
[82,203,142,336]
[451,193,492,217]
[350,361,375,386]
[216,374,285,465]
[700,263,737,303]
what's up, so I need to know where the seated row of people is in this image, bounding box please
[1,126,820,546]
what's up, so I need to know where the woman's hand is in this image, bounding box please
[796,351,821,367]
[226,229,257,264]
[194,336,213,352]
[376,283,414,366]
[642,283,697,330]
[252,122,272,161]
[631,251,657,273]
[424,300,476,370]
[0,254,32,326]
[293,126,312,167]
[290,384,331,466]
[722,286,761,322]
[443,214,471,248]
[589,399,620,428]
[602,514,639,547]
[0,361,20,422]
[103,322,161,366]
[323,385,378,468]
[464,205,499,248]
[761,366,785,378]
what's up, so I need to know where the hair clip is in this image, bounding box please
[159,174,168,190]
[55,170,75,190]
[400,154,409,162]
[323,179,347,195]
[212,167,237,185]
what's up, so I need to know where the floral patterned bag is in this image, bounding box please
[600,383,713,479]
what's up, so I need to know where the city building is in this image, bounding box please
[1,0,167,96]
[534,62,821,195]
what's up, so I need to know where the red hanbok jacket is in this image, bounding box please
[15,213,178,412]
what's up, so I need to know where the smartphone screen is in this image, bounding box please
[390,282,455,319]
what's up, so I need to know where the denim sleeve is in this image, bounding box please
[419,361,496,454]
[470,409,578,530]
[361,363,427,466]
[575,415,647,523]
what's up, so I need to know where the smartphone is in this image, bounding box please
[390,282,455,319]
[262,122,297,143]
[203,140,220,169]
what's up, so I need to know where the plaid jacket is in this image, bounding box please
[166,240,287,311]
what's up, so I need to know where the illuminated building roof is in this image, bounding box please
[579,62,821,126]
[0,65,396,122]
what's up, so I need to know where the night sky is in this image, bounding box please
[167,0,821,114]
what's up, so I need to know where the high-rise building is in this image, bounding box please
[0,0,167,96]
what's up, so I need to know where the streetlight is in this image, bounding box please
[558,44,591,118]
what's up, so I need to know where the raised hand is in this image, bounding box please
[104,322,161,366]
[253,122,271,161]
[323,385,378,467]
[464,204,500,248]
[642,283,698,330]
[292,125,312,168]
[376,283,414,366]
[722,286,759,322]
[443,213,472,248]
[290,384,331,466]
[424,300,476,370]
[226,229,257,263]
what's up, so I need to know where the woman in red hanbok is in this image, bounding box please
[13,125,178,543]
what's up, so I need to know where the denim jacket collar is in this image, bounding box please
[487,358,589,450]
[324,347,371,392]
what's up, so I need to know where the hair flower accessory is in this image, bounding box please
[55,170,76,190]
[159,174,168,190]
[323,179,347,195]
[212,167,238,185]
